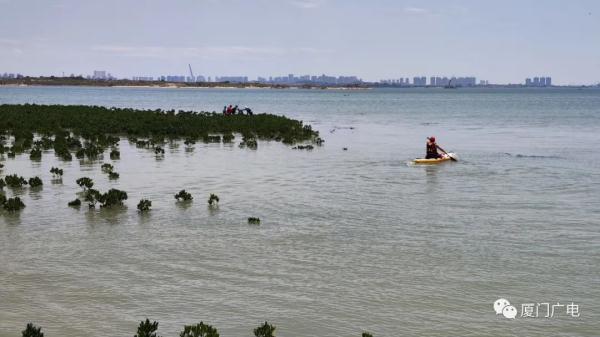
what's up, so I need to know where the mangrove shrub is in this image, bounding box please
[254,321,276,337]
[101,163,114,172]
[29,148,42,160]
[4,197,25,211]
[21,323,44,337]
[28,176,43,188]
[135,319,161,337]
[175,190,193,201]
[208,193,219,206]
[5,174,27,188]
[99,189,128,207]
[76,177,94,190]
[137,199,152,212]
[110,148,120,159]
[68,199,81,207]
[179,322,219,337]
[50,167,64,177]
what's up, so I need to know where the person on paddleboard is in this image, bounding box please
[426,136,446,159]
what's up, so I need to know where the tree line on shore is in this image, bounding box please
[19,320,375,337]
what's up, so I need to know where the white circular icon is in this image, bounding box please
[502,305,517,319]
[494,298,511,315]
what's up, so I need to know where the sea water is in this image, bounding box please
[0,86,599,336]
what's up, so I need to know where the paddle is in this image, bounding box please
[437,146,457,161]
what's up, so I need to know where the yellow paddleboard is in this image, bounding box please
[413,153,457,164]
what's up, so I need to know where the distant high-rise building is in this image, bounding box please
[413,76,427,86]
[525,78,532,86]
[539,77,546,86]
[215,76,248,83]
[545,77,551,86]
[92,70,107,80]
[533,77,540,86]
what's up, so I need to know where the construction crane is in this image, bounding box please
[188,64,195,80]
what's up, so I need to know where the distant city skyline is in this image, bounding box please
[4,70,564,87]
[1,0,599,85]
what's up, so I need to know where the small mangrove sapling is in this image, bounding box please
[137,199,152,212]
[208,193,219,206]
[101,163,114,172]
[21,323,44,337]
[179,322,219,337]
[28,176,43,188]
[4,197,25,211]
[110,148,120,159]
[254,321,276,337]
[68,199,81,207]
[134,319,160,337]
[50,167,64,177]
[174,190,193,201]
[76,177,94,190]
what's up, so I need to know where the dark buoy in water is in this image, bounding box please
[343,147,348,151]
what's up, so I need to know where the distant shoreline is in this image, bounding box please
[0,77,597,90]
[0,77,370,90]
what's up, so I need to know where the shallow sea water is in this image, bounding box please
[0,86,599,337]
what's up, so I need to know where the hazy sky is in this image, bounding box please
[1,0,599,84]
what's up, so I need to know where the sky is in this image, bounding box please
[1,0,599,84]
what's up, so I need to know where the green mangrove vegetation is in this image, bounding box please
[180,322,219,337]
[110,148,120,159]
[0,104,318,145]
[29,148,42,160]
[3,196,25,212]
[254,321,276,337]
[134,319,159,337]
[76,177,94,190]
[50,167,63,177]
[68,199,81,207]
[22,323,44,337]
[17,320,372,337]
[175,190,193,201]
[208,193,219,206]
[5,174,28,188]
[0,104,323,216]
[239,136,258,149]
[292,144,314,150]
[137,199,152,212]
[28,176,43,188]
[101,163,114,172]
[82,188,128,208]
[248,217,261,225]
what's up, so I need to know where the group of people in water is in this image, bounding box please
[223,104,253,115]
